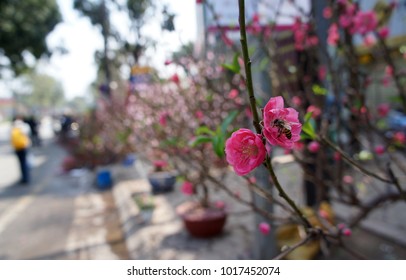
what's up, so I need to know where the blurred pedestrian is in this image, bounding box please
[11,116,31,185]
[25,115,41,147]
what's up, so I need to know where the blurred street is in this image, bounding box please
[0,119,128,259]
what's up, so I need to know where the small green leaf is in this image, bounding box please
[195,126,216,136]
[221,53,240,74]
[212,135,225,158]
[304,111,313,122]
[189,136,212,147]
[312,84,327,95]
[302,121,316,140]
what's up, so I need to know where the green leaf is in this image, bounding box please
[212,135,225,158]
[221,53,240,74]
[189,136,212,147]
[304,111,313,122]
[312,84,327,95]
[195,126,216,136]
[220,110,239,134]
[302,121,316,140]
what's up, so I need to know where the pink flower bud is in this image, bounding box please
[181,181,194,196]
[323,7,332,19]
[333,151,342,161]
[308,141,320,153]
[378,26,389,39]
[377,103,390,117]
[215,200,225,209]
[228,89,239,99]
[374,145,385,155]
[259,222,271,235]
[248,177,257,184]
[343,175,354,184]
[342,228,352,236]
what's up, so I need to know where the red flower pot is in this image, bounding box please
[176,201,227,238]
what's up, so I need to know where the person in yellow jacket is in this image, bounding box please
[11,116,31,184]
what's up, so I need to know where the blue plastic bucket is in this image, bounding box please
[96,170,112,190]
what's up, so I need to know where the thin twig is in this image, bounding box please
[273,233,315,260]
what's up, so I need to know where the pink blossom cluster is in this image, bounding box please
[328,1,384,47]
[225,96,302,175]
[292,18,318,51]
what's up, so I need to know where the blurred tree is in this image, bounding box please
[0,0,62,75]
[74,0,113,96]
[17,72,65,111]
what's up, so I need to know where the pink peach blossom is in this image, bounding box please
[337,223,352,236]
[363,34,376,47]
[318,65,327,81]
[337,223,346,230]
[307,105,321,119]
[342,228,352,236]
[181,181,194,196]
[382,76,391,87]
[214,200,226,209]
[164,59,172,65]
[352,11,378,35]
[263,96,302,149]
[343,175,354,184]
[394,132,406,144]
[319,209,329,219]
[323,7,332,19]
[378,26,390,39]
[385,65,394,76]
[334,151,342,161]
[159,113,168,127]
[374,145,385,155]
[248,177,257,184]
[228,89,239,99]
[327,23,340,46]
[339,14,352,29]
[308,141,320,153]
[259,222,271,235]
[292,96,302,107]
[153,160,168,169]
[195,110,204,120]
[377,103,390,117]
[225,128,266,176]
[170,73,180,84]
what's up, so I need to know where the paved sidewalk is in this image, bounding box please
[112,160,255,260]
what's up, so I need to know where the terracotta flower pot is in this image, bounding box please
[176,201,227,238]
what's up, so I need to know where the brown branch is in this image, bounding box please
[348,192,405,228]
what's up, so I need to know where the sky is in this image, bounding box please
[44,0,197,100]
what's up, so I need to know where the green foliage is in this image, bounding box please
[312,84,327,96]
[127,0,153,22]
[0,0,62,75]
[301,112,316,140]
[190,110,239,158]
[222,53,241,74]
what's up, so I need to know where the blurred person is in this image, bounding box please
[11,116,31,185]
[25,115,41,147]
[60,113,73,138]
